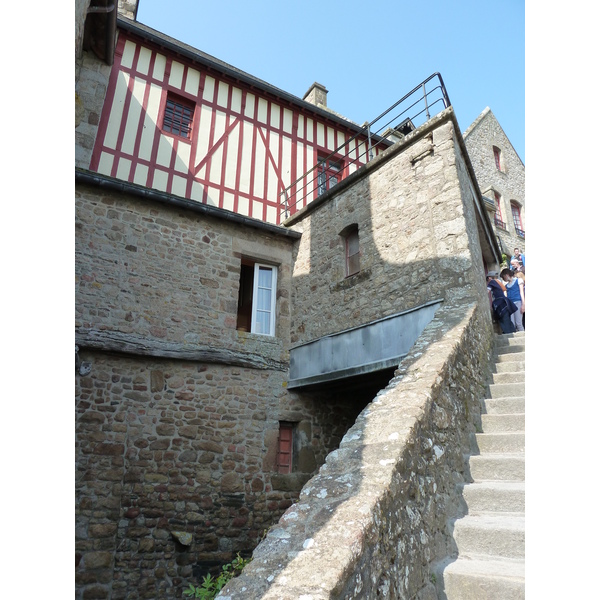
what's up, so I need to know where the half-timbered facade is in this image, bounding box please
[87,19,386,224]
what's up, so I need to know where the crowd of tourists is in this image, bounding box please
[486,247,525,334]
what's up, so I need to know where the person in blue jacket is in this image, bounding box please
[486,272,515,334]
[501,268,525,332]
[510,247,525,269]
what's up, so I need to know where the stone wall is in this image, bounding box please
[463,108,525,257]
[217,300,494,599]
[288,111,490,347]
[75,178,370,599]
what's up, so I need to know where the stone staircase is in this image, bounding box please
[441,331,525,599]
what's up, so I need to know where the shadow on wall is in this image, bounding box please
[215,123,495,597]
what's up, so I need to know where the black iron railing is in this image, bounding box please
[494,215,507,230]
[515,227,525,238]
[279,73,451,221]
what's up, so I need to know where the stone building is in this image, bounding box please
[463,107,526,262]
[75,2,509,599]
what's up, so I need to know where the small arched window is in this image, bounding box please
[493,146,504,172]
[340,224,360,277]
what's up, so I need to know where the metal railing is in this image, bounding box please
[279,72,451,220]
[494,215,507,230]
[515,227,525,238]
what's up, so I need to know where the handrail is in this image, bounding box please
[279,72,451,221]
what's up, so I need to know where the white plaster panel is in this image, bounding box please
[97,152,114,176]
[206,187,219,207]
[252,200,263,219]
[253,130,266,197]
[244,93,255,118]
[217,81,229,108]
[209,111,226,183]
[190,180,204,201]
[195,105,213,174]
[169,61,184,89]
[133,163,149,186]
[270,103,281,128]
[231,87,242,114]
[171,175,187,197]
[316,122,324,147]
[281,136,292,188]
[152,169,169,192]
[257,98,268,124]
[283,109,293,134]
[327,126,335,150]
[152,53,166,81]
[116,158,131,180]
[266,205,277,224]
[223,191,235,212]
[137,46,152,75]
[104,71,129,150]
[237,196,249,216]
[224,122,240,189]
[203,76,215,102]
[121,77,145,155]
[306,118,313,143]
[156,135,174,167]
[239,121,254,194]
[337,131,345,150]
[185,67,200,96]
[174,140,191,174]
[121,40,136,69]
[139,83,162,162]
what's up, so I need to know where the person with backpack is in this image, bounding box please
[486,272,516,334]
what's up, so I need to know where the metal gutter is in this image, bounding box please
[75,169,302,240]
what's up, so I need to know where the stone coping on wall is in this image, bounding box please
[217,300,494,599]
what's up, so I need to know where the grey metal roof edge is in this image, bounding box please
[116,17,368,135]
[75,168,302,239]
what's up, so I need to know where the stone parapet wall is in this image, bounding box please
[217,300,494,599]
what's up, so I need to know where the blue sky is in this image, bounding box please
[135,0,525,162]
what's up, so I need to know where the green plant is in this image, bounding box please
[183,554,251,599]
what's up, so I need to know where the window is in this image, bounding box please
[493,146,503,172]
[511,202,525,238]
[162,93,195,139]
[276,422,294,474]
[345,227,360,277]
[236,261,277,336]
[493,191,506,230]
[317,156,343,196]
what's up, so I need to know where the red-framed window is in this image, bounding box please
[317,155,344,196]
[494,191,506,230]
[493,146,503,171]
[511,202,525,237]
[276,423,294,474]
[162,92,195,139]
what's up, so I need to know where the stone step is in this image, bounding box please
[460,481,525,513]
[493,360,525,373]
[481,397,525,415]
[495,332,525,347]
[491,370,525,385]
[441,556,525,600]
[481,413,524,433]
[496,345,525,357]
[487,382,525,399]
[452,514,525,559]
[467,454,525,482]
[473,432,525,454]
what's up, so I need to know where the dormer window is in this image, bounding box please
[162,93,195,139]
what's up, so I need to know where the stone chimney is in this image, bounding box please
[118,0,139,20]
[303,82,328,108]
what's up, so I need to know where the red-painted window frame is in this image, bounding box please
[317,155,344,196]
[276,423,294,474]
[511,202,523,231]
[162,92,195,140]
